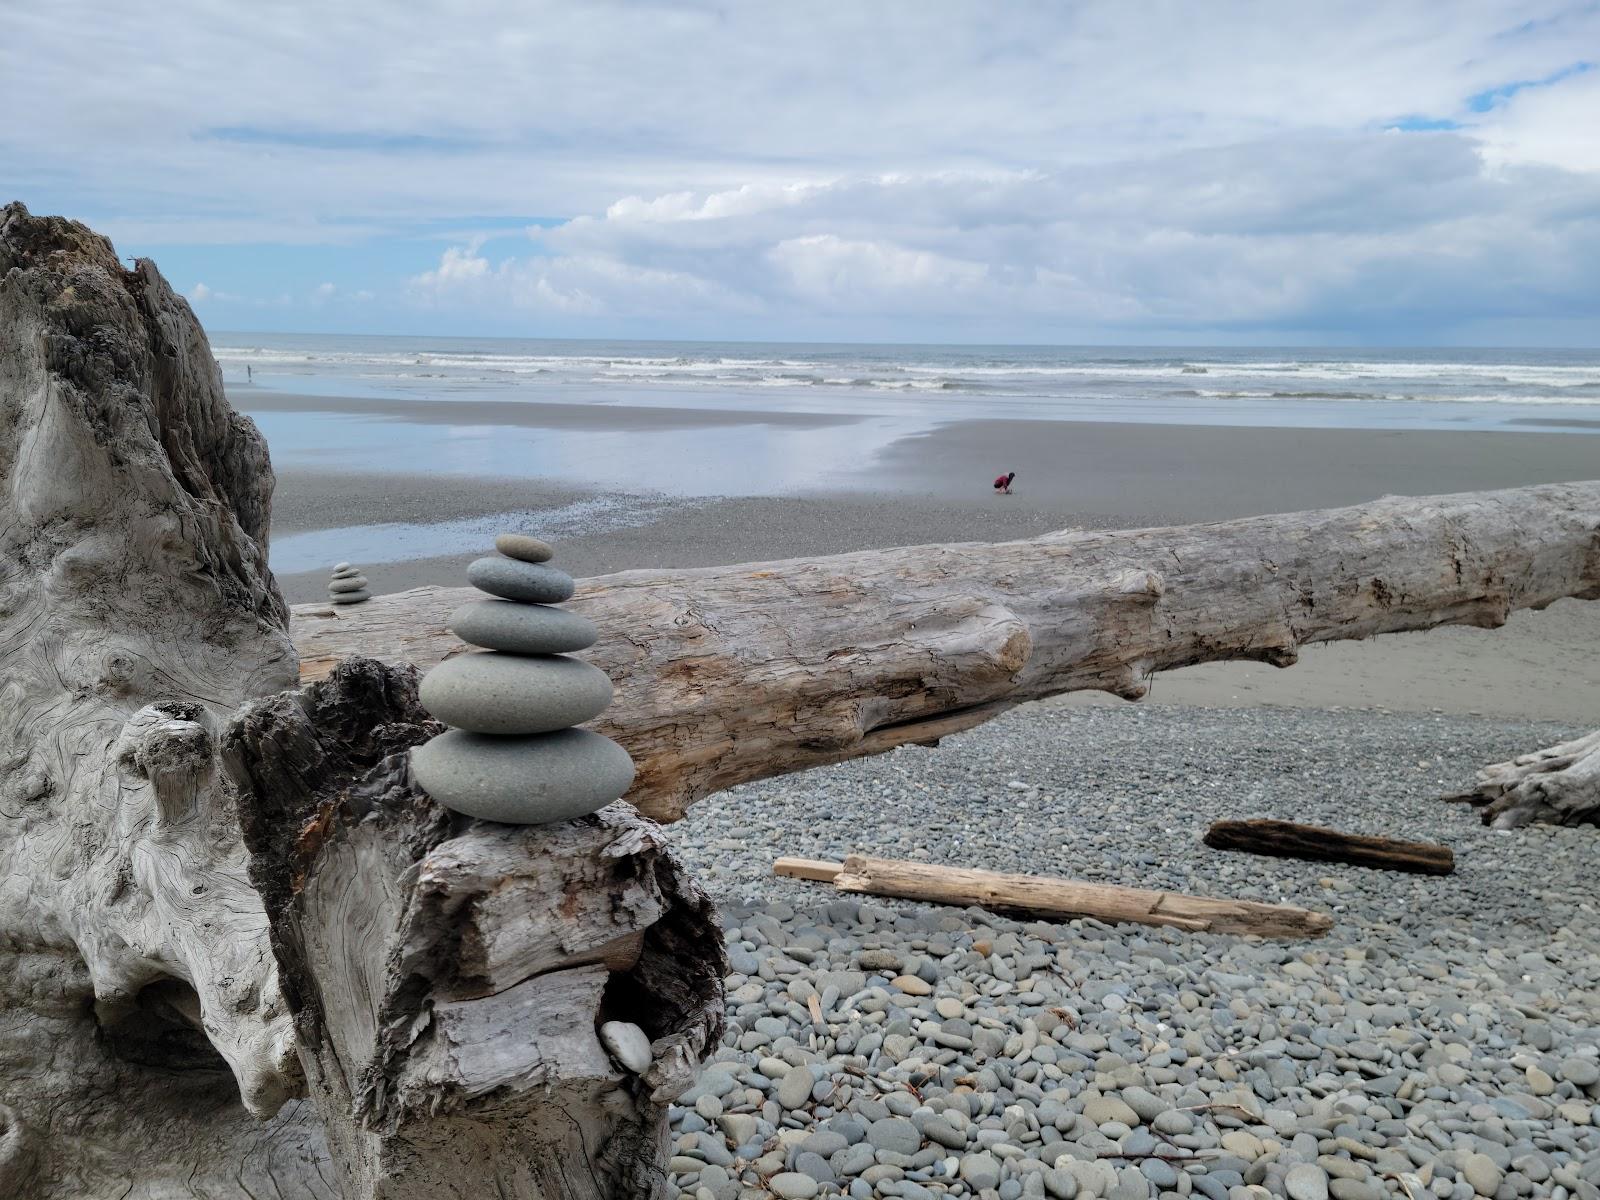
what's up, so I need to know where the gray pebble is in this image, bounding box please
[449,598,598,655]
[419,651,612,734]
[467,556,575,604]
[494,533,554,563]
[409,727,634,824]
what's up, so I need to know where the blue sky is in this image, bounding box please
[4,2,1599,345]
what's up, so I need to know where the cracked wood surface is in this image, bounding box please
[292,481,1600,822]
[1445,727,1600,827]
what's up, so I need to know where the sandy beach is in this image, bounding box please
[258,406,1600,725]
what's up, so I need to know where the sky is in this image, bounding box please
[4,1,1599,345]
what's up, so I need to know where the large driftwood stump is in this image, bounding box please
[228,656,722,1199]
[1445,728,1600,827]
[294,482,1600,823]
[0,203,723,1199]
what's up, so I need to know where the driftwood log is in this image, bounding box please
[1444,728,1600,828]
[1203,819,1455,874]
[293,484,1600,824]
[0,203,723,1200]
[774,857,1334,937]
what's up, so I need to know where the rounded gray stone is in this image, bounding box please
[599,1020,651,1074]
[467,556,575,604]
[495,533,554,563]
[768,1175,818,1200]
[409,727,635,824]
[420,651,612,734]
[865,1116,920,1155]
[449,599,598,655]
[332,562,352,572]
[1285,1164,1330,1200]
[1562,1057,1600,1087]
[960,1153,1002,1190]
[329,589,370,605]
[327,575,369,593]
[778,1065,814,1110]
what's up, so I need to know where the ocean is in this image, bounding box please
[215,334,1600,433]
[218,335,1600,572]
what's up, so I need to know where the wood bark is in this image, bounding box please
[1202,819,1455,874]
[0,204,724,1200]
[228,656,724,1200]
[1443,728,1600,828]
[293,481,1600,823]
[774,856,1333,938]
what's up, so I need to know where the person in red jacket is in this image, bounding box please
[993,470,1016,495]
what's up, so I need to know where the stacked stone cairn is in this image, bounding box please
[326,562,370,605]
[409,534,636,825]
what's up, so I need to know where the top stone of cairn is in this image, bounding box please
[495,533,554,563]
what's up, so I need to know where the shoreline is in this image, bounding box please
[265,416,1600,724]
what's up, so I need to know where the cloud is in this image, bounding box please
[7,2,1598,338]
[403,132,1600,338]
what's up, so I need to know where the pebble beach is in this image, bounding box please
[659,706,1600,1200]
[239,368,1600,1198]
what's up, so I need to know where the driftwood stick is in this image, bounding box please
[292,482,1600,823]
[1202,819,1455,874]
[774,856,1333,938]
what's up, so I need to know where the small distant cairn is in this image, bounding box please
[409,534,635,824]
[326,562,370,605]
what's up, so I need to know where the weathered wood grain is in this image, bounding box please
[1444,728,1600,828]
[777,855,1333,938]
[293,482,1600,823]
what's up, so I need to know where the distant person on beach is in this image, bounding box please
[246,364,252,381]
[993,470,1015,495]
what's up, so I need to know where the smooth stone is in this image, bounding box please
[1462,1154,1503,1196]
[332,562,352,572]
[449,599,598,655]
[768,1174,818,1200]
[409,728,635,824]
[1563,1058,1600,1087]
[960,1154,1002,1190]
[779,1066,815,1110]
[327,576,369,593]
[420,651,612,734]
[467,556,575,604]
[1286,1164,1330,1200]
[329,590,370,605]
[495,533,555,564]
[599,1020,651,1073]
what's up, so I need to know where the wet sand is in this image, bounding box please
[267,417,1600,724]
[244,389,857,430]
[862,418,1600,520]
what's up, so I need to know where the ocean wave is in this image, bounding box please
[1186,388,1600,406]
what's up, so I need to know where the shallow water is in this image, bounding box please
[219,333,1600,432]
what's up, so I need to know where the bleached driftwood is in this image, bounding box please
[1444,728,1600,828]
[774,857,1334,937]
[0,203,723,1200]
[293,482,1600,823]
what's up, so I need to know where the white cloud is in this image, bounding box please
[6,2,1598,338]
[188,282,213,303]
[403,135,1600,338]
